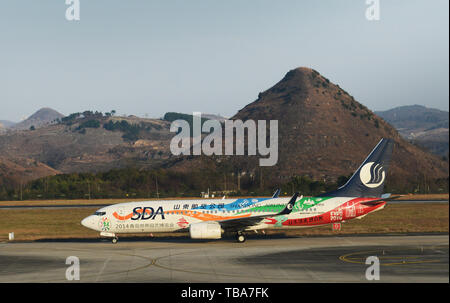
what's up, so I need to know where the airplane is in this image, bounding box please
[81,138,397,243]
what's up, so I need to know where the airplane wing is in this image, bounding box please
[359,195,403,206]
[218,192,300,232]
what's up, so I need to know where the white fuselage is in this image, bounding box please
[81,196,384,235]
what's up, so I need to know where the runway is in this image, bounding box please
[0,234,447,283]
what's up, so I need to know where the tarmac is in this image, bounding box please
[0,234,447,283]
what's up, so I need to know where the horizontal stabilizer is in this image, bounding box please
[359,195,403,206]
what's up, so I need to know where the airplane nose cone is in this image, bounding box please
[81,216,96,229]
[81,217,88,227]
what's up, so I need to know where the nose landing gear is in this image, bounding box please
[100,232,118,244]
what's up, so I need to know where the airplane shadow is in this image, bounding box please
[32,231,449,244]
[33,233,301,244]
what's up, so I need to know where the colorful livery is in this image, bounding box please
[81,138,395,243]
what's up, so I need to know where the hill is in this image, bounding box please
[12,107,64,130]
[0,156,59,189]
[0,113,174,175]
[376,105,449,158]
[375,105,448,131]
[169,67,448,192]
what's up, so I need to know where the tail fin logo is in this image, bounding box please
[360,162,385,188]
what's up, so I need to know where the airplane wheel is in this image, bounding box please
[236,233,246,243]
[112,237,118,244]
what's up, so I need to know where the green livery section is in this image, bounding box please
[236,197,333,215]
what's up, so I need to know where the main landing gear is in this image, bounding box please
[111,237,119,244]
[236,232,246,243]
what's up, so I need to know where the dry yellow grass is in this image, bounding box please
[281,203,449,236]
[0,203,447,242]
[0,208,98,241]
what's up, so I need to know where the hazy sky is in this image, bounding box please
[0,0,448,122]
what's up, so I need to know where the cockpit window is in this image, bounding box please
[94,211,106,216]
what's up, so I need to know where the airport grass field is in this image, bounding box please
[0,195,448,242]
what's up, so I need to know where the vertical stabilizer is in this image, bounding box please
[321,138,394,198]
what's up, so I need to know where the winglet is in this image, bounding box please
[272,189,281,198]
[278,192,300,215]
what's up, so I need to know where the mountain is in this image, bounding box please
[169,67,448,192]
[0,68,448,194]
[375,105,448,131]
[375,105,449,158]
[12,107,64,130]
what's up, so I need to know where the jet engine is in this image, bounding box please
[189,221,222,239]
